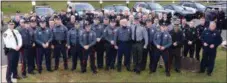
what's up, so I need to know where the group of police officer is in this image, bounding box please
[2,9,223,83]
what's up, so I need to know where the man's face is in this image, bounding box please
[40,23,46,28]
[134,19,139,24]
[20,21,25,27]
[209,22,216,31]
[104,19,109,24]
[30,22,37,27]
[85,25,91,31]
[146,21,152,27]
[8,23,15,29]
[182,19,186,24]
[160,25,165,31]
[24,23,30,28]
[110,22,116,27]
[142,15,147,21]
[189,21,194,28]
[49,21,55,27]
[55,19,62,25]
[70,16,75,23]
[200,18,205,25]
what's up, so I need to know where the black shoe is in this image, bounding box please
[38,70,42,74]
[105,67,109,71]
[166,72,171,77]
[175,69,181,73]
[12,76,21,79]
[21,75,27,78]
[207,73,212,76]
[93,70,98,74]
[126,67,131,71]
[110,66,115,69]
[98,66,103,69]
[71,68,76,71]
[28,71,36,75]
[47,69,53,72]
[198,70,205,73]
[54,66,58,70]
[7,80,12,83]
[81,69,87,73]
[64,66,68,70]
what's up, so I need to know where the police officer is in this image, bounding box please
[52,16,68,70]
[35,18,53,73]
[80,21,97,74]
[183,21,197,58]
[103,19,118,70]
[67,20,83,71]
[152,21,172,76]
[66,15,76,30]
[29,19,39,71]
[131,16,148,74]
[169,19,184,73]
[195,17,207,61]
[199,22,222,76]
[115,19,131,72]
[17,19,32,77]
[91,17,105,69]
[3,20,23,83]
[141,19,157,72]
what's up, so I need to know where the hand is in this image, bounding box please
[114,45,118,49]
[32,43,36,47]
[156,45,161,49]
[42,43,46,48]
[173,42,177,46]
[84,45,89,50]
[51,45,54,49]
[45,43,49,47]
[188,41,192,45]
[210,44,215,48]
[203,42,208,47]
[67,45,71,49]
[15,46,20,51]
[97,38,101,42]
[111,41,114,45]
[143,46,147,49]
[160,46,165,50]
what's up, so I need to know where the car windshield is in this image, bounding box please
[115,6,129,12]
[75,4,94,11]
[173,5,184,11]
[195,3,206,9]
[148,3,164,10]
[35,8,54,16]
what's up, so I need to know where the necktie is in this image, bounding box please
[86,32,89,45]
[12,30,18,45]
[160,32,164,46]
[134,25,137,41]
[76,29,79,43]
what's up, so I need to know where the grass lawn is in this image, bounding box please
[17,47,226,82]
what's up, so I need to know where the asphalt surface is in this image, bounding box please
[1,19,226,66]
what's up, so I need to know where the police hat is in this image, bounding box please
[30,19,36,23]
[8,20,15,24]
[173,19,180,25]
[110,19,116,23]
[159,21,168,26]
[39,18,46,23]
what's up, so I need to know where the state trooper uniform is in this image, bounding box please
[67,21,83,71]
[195,22,207,61]
[152,22,172,76]
[115,23,132,72]
[169,20,184,73]
[17,20,33,77]
[141,19,158,71]
[131,16,148,74]
[91,17,105,69]
[28,19,39,72]
[200,28,222,76]
[79,22,97,73]
[103,19,118,70]
[35,19,53,73]
[183,25,198,58]
[3,20,23,83]
[52,17,68,70]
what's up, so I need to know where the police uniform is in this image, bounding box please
[131,17,148,74]
[115,25,132,72]
[152,22,172,76]
[141,19,158,71]
[67,22,83,71]
[52,17,68,70]
[200,29,222,76]
[91,17,105,69]
[28,20,39,71]
[183,26,198,58]
[35,19,53,73]
[195,24,207,61]
[3,20,22,82]
[103,19,118,70]
[17,20,33,76]
[79,22,97,73]
[169,20,184,72]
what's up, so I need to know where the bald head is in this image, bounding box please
[120,19,128,26]
[209,21,216,31]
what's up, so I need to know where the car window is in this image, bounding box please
[75,4,94,11]
[165,5,174,10]
[104,6,114,11]
[195,3,205,9]
[148,3,164,10]
[115,6,130,12]
[35,8,54,16]
[173,5,184,11]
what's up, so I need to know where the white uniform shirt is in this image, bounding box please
[3,28,22,50]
